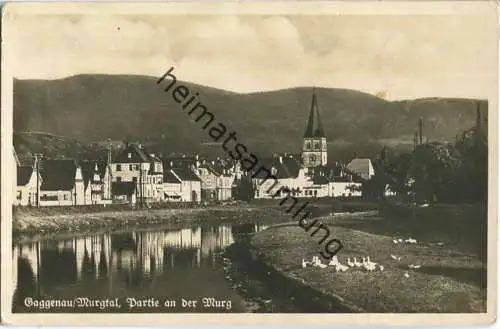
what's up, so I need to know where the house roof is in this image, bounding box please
[17,166,34,186]
[40,159,77,191]
[198,163,221,176]
[113,143,151,163]
[112,181,136,196]
[252,156,301,179]
[81,160,108,188]
[304,90,325,138]
[171,167,201,182]
[163,170,182,183]
[347,158,373,179]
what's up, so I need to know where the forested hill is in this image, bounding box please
[13,75,487,160]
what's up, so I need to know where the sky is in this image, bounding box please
[5,11,497,100]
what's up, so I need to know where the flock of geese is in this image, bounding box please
[302,255,384,272]
[301,236,424,277]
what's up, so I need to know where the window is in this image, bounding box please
[132,177,137,183]
[305,142,311,150]
[314,190,318,196]
[116,164,121,171]
[117,177,122,182]
[309,155,316,163]
[129,164,132,171]
[135,165,139,170]
[16,191,21,200]
[63,194,68,200]
[314,142,320,150]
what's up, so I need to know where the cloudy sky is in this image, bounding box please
[5,8,497,100]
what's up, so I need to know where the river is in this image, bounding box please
[12,221,274,313]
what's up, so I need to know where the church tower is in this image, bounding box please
[302,89,327,168]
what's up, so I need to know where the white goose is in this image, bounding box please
[405,238,418,244]
[347,257,355,267]
[366,256,377,267]
[335,262,349,272]
[302,258,310,268]
[390,254,401,261]
[353,257,363,268]
[362,257,377,272]
[328,255,340,267]
[408,264,421,269]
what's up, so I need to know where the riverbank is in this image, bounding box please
[12,204,292,243]
[12,199,380,243]
[250,206,487,313]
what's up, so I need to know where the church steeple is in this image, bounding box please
[302,88,328,168]
[304,88,325,138]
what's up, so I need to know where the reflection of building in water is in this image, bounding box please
[13,223,269,294]
[16,243,40,283]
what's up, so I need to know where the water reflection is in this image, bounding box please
[12,223,268,313]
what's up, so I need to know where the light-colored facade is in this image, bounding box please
[163,169,201,203]
[111,144,163,204]
[14,166,39,206]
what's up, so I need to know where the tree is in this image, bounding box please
[409,142,462,203]
[233,173,255,201]
[454,127,487,202]
[385,152,413,198]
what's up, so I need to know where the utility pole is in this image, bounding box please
[139,162,143,208]
[418,117,423,145]
[107,138,112,200]
[34,154,43,208]
[413,131,418,152]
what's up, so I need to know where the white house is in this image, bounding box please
[163,167,201,203]
[14,165,39,206]
[39,159,85,206]
[81,160,113,205]
[111,143,163,204]
[347,158,375,181]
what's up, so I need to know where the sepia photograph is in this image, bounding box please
[1,1,497,325]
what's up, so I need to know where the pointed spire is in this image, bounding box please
[304,87,325,138]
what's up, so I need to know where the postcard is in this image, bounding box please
[1,1,497,325]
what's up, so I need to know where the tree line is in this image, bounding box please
[365,124,487,204]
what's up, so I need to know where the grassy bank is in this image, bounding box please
[12,198,379,241]
[251,206,487,313]
[12,204,289,242]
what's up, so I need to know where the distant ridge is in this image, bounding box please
[13,74,487,160]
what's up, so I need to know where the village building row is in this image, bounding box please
[13,91,379,207]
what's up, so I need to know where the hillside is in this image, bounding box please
[13,75,487,160]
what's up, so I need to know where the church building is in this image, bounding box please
[253,89,363,199]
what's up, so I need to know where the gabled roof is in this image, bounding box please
[198,163,221,176]
[112,181,136,196]
[171,167,201,182]
[347,158,374,179]
[40,159,77,191]
[163,170,182,184]
[252,156,301,179]
[304,90,325,138]
[17,166,34,186]
[113,143,151,163]
[81,160,108,188]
